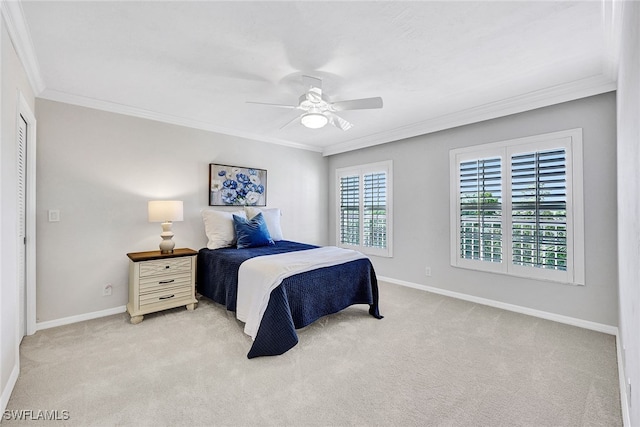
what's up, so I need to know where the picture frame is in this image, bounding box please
[209,163,267,206]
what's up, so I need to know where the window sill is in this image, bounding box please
[451,262,583,286]
[337,244,392,258]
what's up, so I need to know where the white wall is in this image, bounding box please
[616,2,640,424]
[34,99,328,323]
[1,19,35,413]
[328,93,618,327]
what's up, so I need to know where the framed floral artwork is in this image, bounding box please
[209,164,267,206]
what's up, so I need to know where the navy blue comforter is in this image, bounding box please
[197,241,382,358]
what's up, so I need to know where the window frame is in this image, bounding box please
[450,129,585,285]
[336,160,393,258]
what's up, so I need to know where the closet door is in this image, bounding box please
[17,114,27,338]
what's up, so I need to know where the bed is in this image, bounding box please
[197,240,382,358]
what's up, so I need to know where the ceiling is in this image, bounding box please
[8,1,618,155]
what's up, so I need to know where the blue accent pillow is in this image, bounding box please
[233,212,275,249]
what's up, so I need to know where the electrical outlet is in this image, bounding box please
[425,267,432,277]
[103,284,113,296]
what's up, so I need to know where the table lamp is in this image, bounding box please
[148,200,183,254]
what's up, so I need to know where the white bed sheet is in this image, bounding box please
[236,246,367,339]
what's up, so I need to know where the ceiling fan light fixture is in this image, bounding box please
[300,112,328,129]
[248,76,382,131]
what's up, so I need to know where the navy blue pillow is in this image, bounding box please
[233,212,275,249]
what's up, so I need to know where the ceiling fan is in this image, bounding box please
[247,75,383,131]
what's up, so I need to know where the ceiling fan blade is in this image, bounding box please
[246,101,297,109]
[330,97,383,111]
[280,114,303,130]
[326,112,353,131]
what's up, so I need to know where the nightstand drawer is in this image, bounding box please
[139,257,193,278]
[139,285,193,307]
[139,272,191,292]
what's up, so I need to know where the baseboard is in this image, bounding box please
[378,276,618,335]
[35,306,127,331]
[24,279,631,424]
[1,360,19,415]
[616,331,631,427]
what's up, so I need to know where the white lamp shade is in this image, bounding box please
[148,201,183,222]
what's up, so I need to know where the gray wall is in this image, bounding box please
[329,92,618,326]
[1,22,36,410]
[616,2,639,424]
[35,99,328,323]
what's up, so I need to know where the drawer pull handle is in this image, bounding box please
[158,279,175,284]
[165,265,170,269]
[159,294,175,300]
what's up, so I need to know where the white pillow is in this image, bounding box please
[202,209,246,249]
[244,207,284,241]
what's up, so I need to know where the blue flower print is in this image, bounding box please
[212,166,265,206]
[221,188,237,204]
[223,179,238,189]
[237,186,248,197]
[236,173,250,184]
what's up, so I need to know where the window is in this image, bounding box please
[337,161,393,257]
[511,149,568,271]
[450,129,584,285]
[459,157,502,263]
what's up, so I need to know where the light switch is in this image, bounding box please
[48,209,60,222]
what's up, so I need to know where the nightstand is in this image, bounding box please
[126,248,198,324]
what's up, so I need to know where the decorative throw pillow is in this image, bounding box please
[244,207,284,241]
[202,209,246,250]
[233,212,275,249]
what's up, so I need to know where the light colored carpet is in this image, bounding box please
[4,282,622,426]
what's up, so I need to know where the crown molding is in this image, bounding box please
[1,0,45,94]
[1,0,620,158]
[39,89,323,153]
[602,0,623,82]
[1,0,320,153]
[322,74,616,156]
[40,73,616,158]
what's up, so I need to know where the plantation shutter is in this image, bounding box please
[339,175,360,245]
[17,116,27,243]
[459,157,502,262]
[363,172,386,248]
[17,115,28,338]
[511,149,567,271]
